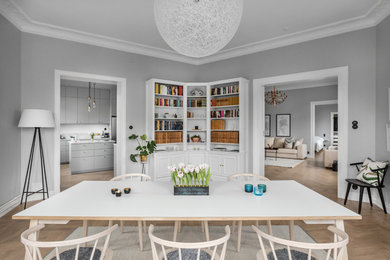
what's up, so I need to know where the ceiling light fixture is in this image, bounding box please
[154,0,243,58]
[265,87,287,107]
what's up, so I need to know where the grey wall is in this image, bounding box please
[315,104,338,140]
[20,33,198,192]
[264,85,337,152]
[0,15,21,206]
[196,28,377,179]
[376,15,390,203]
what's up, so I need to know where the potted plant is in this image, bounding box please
[191,135,201,143]
[90,132,95,141]
[128,134,156,163]
[168,163,211,195]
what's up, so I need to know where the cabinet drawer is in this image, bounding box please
[72,150,94,158]
[94,142,114,149]
[94,149,113,156]
[70,157,94,172]
[94,155,113,169]
[71,143,95,151]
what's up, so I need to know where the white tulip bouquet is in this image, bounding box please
[168,163,212,187]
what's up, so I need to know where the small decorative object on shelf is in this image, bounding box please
[129,134,157,162]
[190,89,205,96]
[191,135,201,143]
[169,163,211,195]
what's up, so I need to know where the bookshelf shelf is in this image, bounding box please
[211,117,239,120]
[211,93,239,98]
[155,94,183,98]
[187,118,206,120]
[211,105,239,109]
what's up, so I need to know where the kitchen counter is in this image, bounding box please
[70,139,116,144]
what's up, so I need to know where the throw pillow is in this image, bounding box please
[284,137,294,149]
[356,158,389,186]
[293,138,304,149]
[274,137,285,148]
[265,137,275,148]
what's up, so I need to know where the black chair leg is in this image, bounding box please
[367,188,373,207]
[358,186,364,214]
[377,187,387,214]
[344,183,352,205]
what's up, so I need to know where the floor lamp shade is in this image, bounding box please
[18,109,55,128]
[18,109,54,208]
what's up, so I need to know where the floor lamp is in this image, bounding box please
[18,109,55,209]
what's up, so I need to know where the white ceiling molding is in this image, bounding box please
[264,81,338,92]
[1,0,390,66]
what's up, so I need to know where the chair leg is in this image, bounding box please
[344,183,352,205]
[232,221,236,234]
[120,221,124,233]
[178,221,182,233]
[358,186,364,214]
[204,221,210,241]
[108,220,113,227]
[267,220,273,235]
[237,220,242,252]
[367,188,373,207]
[377,187,388,214]
[138,220,143,251]
[201,221,205,233]
[143,221,147,233]
[82,220,88,247]
[289,220,294,240]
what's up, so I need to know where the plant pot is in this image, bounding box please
[191,137,201,143]
[140,155,148,162]
[174,186,209,195]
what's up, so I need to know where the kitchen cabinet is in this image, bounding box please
[70,141,114,174]
[98,98,110,124]
[206,152,238,180]
[77,97,89,124]
[65,97,78,124]
[60,140,70,164]
[60,97,66,124]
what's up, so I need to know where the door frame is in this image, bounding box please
[310,100,338,158]
[253,66,348,198]
[330,112,338,145]
[54,70,127,194]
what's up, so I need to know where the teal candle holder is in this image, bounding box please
[258,184,267,193]
[244,184,253,193]
[254,185,263,196]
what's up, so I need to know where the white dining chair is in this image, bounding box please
[252,225,349,260]
[149,224,230,260]
[83,173,151,251]
[227,173,294,252]
[21,223,117,260]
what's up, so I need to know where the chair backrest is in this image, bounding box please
[149,224,230,260]
[110,173,152,181]
[21,224,118,260]
[252,225,349,260]
[227,173,270,182]
[377,164,389,187]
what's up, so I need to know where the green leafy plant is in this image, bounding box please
[168,163,211,187]
[128,134,156,162]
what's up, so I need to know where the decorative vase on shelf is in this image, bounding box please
[191,135,201,143]
[169,163,211,196]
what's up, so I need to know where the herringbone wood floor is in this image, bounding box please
[1,153,389,259]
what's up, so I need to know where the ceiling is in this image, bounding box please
[1,0,390,65]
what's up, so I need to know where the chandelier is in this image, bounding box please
[154,0,243,58]
[265,87,287,107]
[88,82,97,112]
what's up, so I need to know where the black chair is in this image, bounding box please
[344,162,388,214]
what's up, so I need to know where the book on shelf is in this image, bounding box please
[210,109,239,118]
[211,120,225,130]
[187,99,206,108]
[155,98,183,107]
[210,96,239,107]
[155,83,183,96]
[211,131,239,144]
[211,84,239,96]
[155,120,183,131]
[155,131,183,144]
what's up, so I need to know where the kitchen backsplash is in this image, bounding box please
[61,124,110,140]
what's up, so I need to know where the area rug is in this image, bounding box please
[265,157,304,168]
[61,224,327,260]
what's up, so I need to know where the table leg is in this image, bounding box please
[173,221,179,242]
[138,220,143,251]
[25,220,39,260]
[204,221,210,241]
[237,220,242,252]
[335,220,348,260]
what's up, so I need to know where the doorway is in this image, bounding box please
[253,67,348,198]
[54,71,127,194]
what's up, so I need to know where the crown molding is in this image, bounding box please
[1,0,390,65]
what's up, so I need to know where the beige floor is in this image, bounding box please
[1,153,390,259]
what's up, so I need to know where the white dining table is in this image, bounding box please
[14,180,360,258]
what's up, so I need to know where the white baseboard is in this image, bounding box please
[0,195,21,218]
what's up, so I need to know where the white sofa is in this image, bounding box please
[324,146,338,168]
[265,137,307,160]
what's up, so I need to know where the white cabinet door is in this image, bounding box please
[95,155,113,170]
[77,98,89,124]
[221,155,238,177]
[65,97,78,124]
[170,154,186,167]
[100,89,110,99]
[71,157,94,173]
[98,99,110,124]
[187,152,204,165]
[155,155,171,180]
[60,97,66,124]
[207,154,221,176]
[66,87,78,98]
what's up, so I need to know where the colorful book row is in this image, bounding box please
[211,84,239,96]
[155,120,183,131]
[187,99,206,107]
[155,98,183,107]
[211,96,239,107]
[155,83,183,96]
[210,109,239,118]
